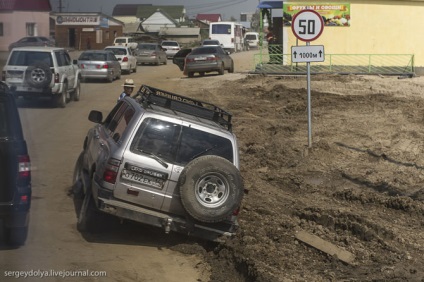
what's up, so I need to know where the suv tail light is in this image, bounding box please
[122,57,129,62]
[54,73,60,83]
[103,158,121,184]
[18,155,31,180]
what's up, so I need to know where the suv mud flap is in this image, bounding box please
[97,197,237,242]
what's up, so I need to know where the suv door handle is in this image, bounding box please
[94,134,100,139]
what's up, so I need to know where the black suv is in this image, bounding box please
[0,82,31,245]
[73,85,244,241]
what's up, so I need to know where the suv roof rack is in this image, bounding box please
[134,84,233,131]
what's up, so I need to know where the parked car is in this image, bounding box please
[0,81,31,246]
[135,43,167,66]
[172,49,192,71]
[160,40,181,58]
[8,36,55,51]
[2,47,81,108]
[113,37,138,49]
[201,39,222,47]
[73,85,244,242]
[77,50,121,82]
[181,46,234,78]
[104,46,137,74]
[244,32,260,49]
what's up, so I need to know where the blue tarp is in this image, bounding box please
[257,1,283,9]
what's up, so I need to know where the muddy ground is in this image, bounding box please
[170,73,424,281]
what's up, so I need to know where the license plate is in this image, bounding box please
[121,169,164,189]
[195,57,206,61]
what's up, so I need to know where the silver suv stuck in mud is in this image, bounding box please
[73,85,244,241]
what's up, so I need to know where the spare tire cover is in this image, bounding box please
[178,155,244,223]
[25,62,52,88]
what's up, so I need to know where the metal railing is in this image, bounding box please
[252,45,415,76]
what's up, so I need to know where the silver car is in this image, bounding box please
[8,36,55,51]
[160,40,181,58]
[135,43,167,65]
[184,46,234,78]
[77,50,121,82]
[104,46,137,74]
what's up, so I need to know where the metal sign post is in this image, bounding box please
[291,10,325,148]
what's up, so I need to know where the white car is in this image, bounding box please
[113,37,138,49]
[160,40,181,58]
[104,46,137,74]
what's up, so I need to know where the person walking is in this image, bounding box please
[118,79,136,102]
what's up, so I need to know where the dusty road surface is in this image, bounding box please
[2,49,424,281]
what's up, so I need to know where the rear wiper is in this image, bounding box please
[136,149,168,168]
[190,145,218,160]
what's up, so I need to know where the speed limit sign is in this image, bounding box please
[291,10,324,42]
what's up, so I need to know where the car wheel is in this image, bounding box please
[72,79,81,101]
[117,69,122,80]
[133,65,137,73]
[72,151,85,199]
[199,72,205,76]
[56,82,67,108]
[107,72,114,83]
[164,59,167,65]
[178,155,244,223]
[25,62,52,88]
[218,63,225,75]
[229,61,234,73]
[4,225,28,246]
[156,59,160,66]
[188,72,194,78]
[76,182,99,233]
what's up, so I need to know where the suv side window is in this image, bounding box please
[104,102,135,143]
[55,51,70,66]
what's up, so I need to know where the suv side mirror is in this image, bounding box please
[88,110,103,123]
[73,59,78,64]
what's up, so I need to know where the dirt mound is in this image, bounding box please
[174,74,424,281]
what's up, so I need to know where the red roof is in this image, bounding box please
[0,0,51,11]
[196,14,221,23]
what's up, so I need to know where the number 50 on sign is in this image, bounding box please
[291,10,324,42]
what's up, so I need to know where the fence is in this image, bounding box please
[252,44,415,76]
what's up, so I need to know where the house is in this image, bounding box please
[50,12,124,50]
[0,0,51,51]
[112,4,152,24]
[137,5,186,25]
[195,14,222,24]
[139,8,181,34]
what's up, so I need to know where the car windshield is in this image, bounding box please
[115,39,127,43]
[162,41,178,46]
[8,51,53,67]
[105,48,127,55]
[79,52,107,61]
[139,44,156,50]
[245,35,257,40]
[190,47,219,55]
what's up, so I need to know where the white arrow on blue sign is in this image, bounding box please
[291,45,325,63]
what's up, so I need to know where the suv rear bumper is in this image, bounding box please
[8,83,61,97]
[95,186,238,242]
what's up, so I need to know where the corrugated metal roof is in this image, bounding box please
[0,0,51,11]
[137,5,184,19]
[112,4,151,16]
[159,27,200,36]
[196,14,221,22]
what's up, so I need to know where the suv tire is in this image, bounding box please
[178,155,244,223]
[72,80,81,101]
[56,82,67,108]
[77,187,98,232]
[4,226,29,246]
[25,62,52,88]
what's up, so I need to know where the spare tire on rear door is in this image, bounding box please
[25,62,52,88]
[178,155,244,223]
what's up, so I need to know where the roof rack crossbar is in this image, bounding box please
[134,84,233,131]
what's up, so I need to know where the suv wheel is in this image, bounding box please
[56,82,67,108]
[178,155,244,223]
[72,80,81,101]
[76,187,98,232]
[4,226,28,246]
[25,62,52,88]
[218,63,225,75]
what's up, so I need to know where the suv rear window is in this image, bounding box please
[162,41,179,47]
[130,118,233,165]
[8,51,53,67]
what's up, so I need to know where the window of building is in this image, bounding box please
[26,23,36,36]
[105,31,110,40]
[96,30,103,44]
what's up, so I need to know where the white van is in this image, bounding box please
[244,32,260,49]
[113,37,137,49]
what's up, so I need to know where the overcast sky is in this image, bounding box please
[49,0,261,20]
